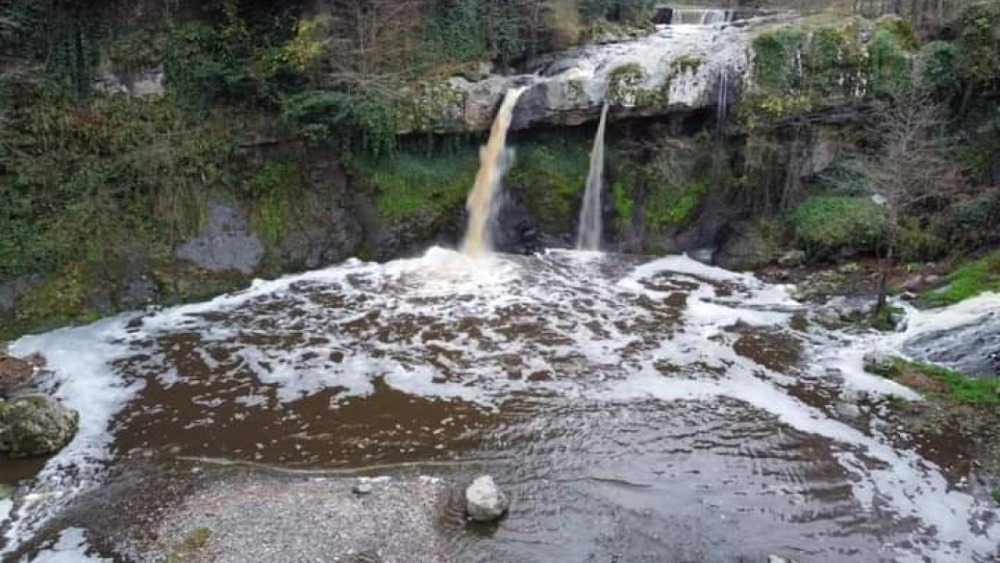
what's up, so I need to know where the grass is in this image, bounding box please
[922,251,1000,306]
[875,357,1000,406]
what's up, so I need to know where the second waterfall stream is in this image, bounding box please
[461,87,526,256]
[577,103,610,250]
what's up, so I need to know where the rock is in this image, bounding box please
[834,402,862,420]
[352,482,373,495]
[768,556,800,563]
[837,262,861,275]
[903,275,923,292]
[827,295,872,322]
[0,353,42,397]
[464,475,509,522]
[777,250,806,268]
[902,311,1000,379]
[862,350,896,377]
[0,395,79,458]
[812,307,842,327]
[713,221,773,270]
[175,201,264,275]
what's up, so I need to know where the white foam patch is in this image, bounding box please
[19,528,112,563]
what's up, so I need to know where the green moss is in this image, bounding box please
[0,484,11,499]
[670,55,702,76]
[792,196,887,260]
[607,63,646,106]
[613,181,634,223]
[993,488,1000,505]
[645,178,708,232]
[352,148,479,222]
[14,264,98,332]
[510,138,590,233]
[922,252,1000,306]
[247,161,304,246]
[870,304,904,331]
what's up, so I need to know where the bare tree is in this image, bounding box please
[869,88,961,316]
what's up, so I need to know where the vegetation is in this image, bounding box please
[876,357,1000,406]
[510,138,591,233]
[792,196,887,259]
[922,251,1000,306]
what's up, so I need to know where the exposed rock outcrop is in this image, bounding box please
[0,395,79,458]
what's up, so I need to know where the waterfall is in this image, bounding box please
[576,103,610,251]
[716,66,729,135]
[461,87,526,256]
[670,8,731,25]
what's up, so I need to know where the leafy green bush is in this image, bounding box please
[816,159,871,196]
[869,20,916,99]
[792,195,887,259]
[922,251,1000,306]
[916,41,960,101]
[955,2,1000,88]
[751,29,805,94]
[281,89,398,157]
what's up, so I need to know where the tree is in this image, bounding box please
[869,88,961,317]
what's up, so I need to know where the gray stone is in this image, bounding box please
[713,221,773,271]
[862,350,896,377]
[352,482,373,495]
[777,250,806,267]
[175,201,264,274]
[0,395,79,458]
[903,275,923,292]
[834,402,862,420]
[768,556,800,563]
[464,475,509,522]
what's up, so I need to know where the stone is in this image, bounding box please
[0,353,42,397]
[837,262,861,275]
[768,556,800,563]
[352,482,373,495]
[862,350,896,377]
[903,275,924,292]
[175,201,264,275]
[834,402,862,420]
[777,250,806,268]
[464,475,509,522]
[0,395,79,458]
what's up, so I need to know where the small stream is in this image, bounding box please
[2,248,998,562]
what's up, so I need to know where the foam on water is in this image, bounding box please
[3,248,998,561]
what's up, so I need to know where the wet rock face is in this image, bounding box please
[174,201,264,275]
[464,475,509,522]
[0,353,40,397]
[903,312,1000,378]
[491,189,539,255]
[0,395,79,458]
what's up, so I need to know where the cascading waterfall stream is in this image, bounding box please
[461,87,526,256]
[576,103,610,251]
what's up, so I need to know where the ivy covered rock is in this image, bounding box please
[0,395,79,458]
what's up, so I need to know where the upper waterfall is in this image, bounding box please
[460,87,526,256]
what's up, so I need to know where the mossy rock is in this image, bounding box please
[0,395,79,458]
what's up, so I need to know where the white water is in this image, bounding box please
[576,103,610,251]
[461,87,526,256]
[4,249,1000,562]
[669,8,732,25]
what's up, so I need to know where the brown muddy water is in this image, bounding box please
[2,248,998,562]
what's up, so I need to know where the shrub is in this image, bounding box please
[869,21,914,99]
[281,89,398,157]
[916,41,960,102]
[922,251,1000,306]
[751,29,805,95]
[792,195,887,259]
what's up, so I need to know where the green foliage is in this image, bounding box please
[922,251,1000,306]
[106,28,168,72]
[875,357,1000,405]
[869,21,915,99]
[351,147,479,221]
[792,196,887,259]
[751,29,805,95]
[607,63,645,105]
[428,0,528,64]
[281,90,398,157]
[14,264,99,330]
[247,161,303,246]
[955,2,1000,88]
[645,178,707,231]
[581,0,657,25]
[510,138,591,232]
[613,181,634,222]
[670,55,702,76]
[916,41,960,101]
[817,159,871,196]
